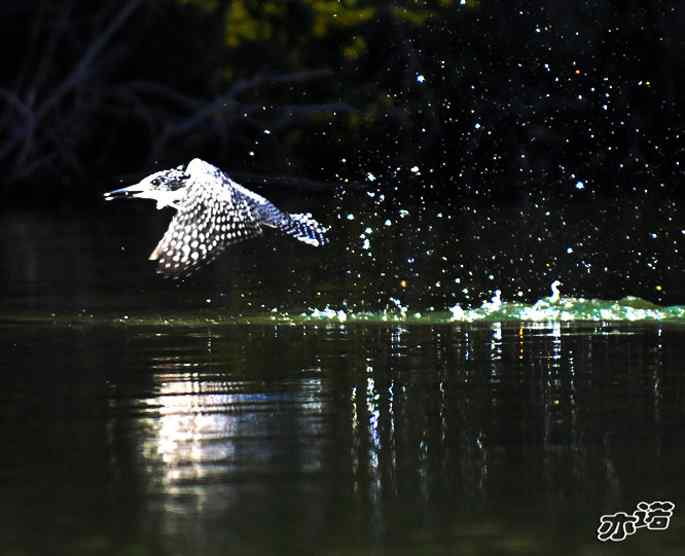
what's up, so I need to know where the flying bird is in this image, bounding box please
[104,158,328,278]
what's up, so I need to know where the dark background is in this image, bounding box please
[1,0,685,309]
[2,0,684,203]
[2,6,685,554]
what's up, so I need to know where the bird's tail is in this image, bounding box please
[279,212,329,247]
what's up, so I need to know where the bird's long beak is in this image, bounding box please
[103,183,148,201]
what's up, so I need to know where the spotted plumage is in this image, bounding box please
[105,158,329,278]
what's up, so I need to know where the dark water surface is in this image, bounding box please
[1,209,685,555]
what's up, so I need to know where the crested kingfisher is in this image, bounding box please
[104,158,329,278]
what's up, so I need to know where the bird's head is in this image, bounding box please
[104,165,190,209]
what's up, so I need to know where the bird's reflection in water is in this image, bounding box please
[143,375,239,485]
[138,364,328,506]
[112,323,679,553]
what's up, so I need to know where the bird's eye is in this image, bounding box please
[151,178,160,186]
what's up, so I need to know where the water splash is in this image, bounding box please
[5,283,685,328]
[301,281,685,324]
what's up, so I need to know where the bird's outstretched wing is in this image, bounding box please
[149,175,263,278]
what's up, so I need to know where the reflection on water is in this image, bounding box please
[1,207,684,554]
[3,322,682,554]
[140,374,327,488]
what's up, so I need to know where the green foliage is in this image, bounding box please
[206,0,462,56]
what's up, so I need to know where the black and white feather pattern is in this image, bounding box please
[278,212,328,247]
[149,172,262,278]
[147,159,328,278]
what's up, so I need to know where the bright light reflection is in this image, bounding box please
[141,375,240,490]
[140,372,325,496]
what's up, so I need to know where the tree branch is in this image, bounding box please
[230,171,364,192]
[35,0,144,120]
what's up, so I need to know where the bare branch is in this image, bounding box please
[230,171,364,192]
[164,69,339,138]
[0,3,347,186]
[35,0,144,120]
[24,1,75,102]
[229,69,333,97]
[124,81,203,110]
[0,89,33,120]
[0,89,35,160]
